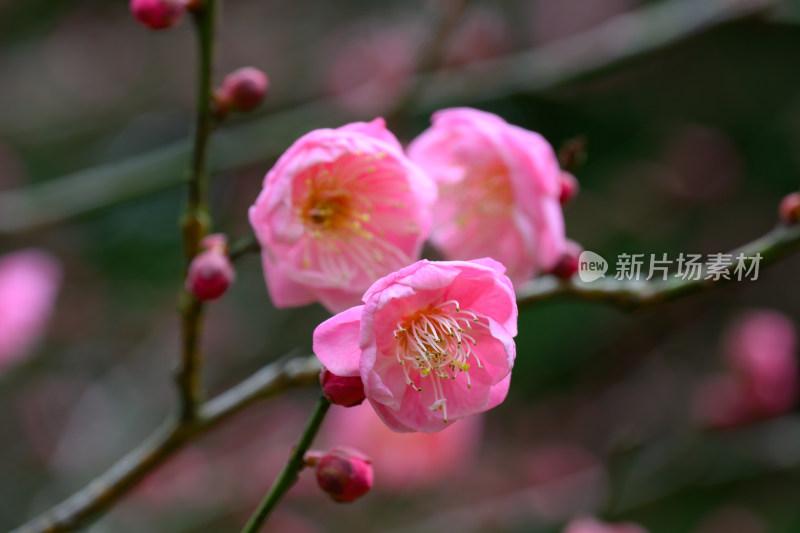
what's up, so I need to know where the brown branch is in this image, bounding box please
[12,221,800,532]
[517,223,800,310]
[173,0,219,423]
[10,354,321,533]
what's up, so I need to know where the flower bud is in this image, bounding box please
[320,368,366,407]
[214,67,269,114]
[186,236,235,301]
[130,0,186,30]
[779,192,800,224]
[315,448,373,503]
[559,171,580,206]
[551,239,583,280]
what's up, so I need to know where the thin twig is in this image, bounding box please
[240,396,331,533]
[175,0,218,423]
[11,221,800,532]
[517,223,800,310]
[228,234,260,262]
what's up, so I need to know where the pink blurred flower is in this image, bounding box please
[313,258,517,433]
[564,517,649,533]
[249,118,436,313]
[0,250,61,372]
[408,108,565,285]
[724,310,797,416]
[443,7,512,68]
[693,310,797,428]
[321,402,483,489]
[326,24,417,115]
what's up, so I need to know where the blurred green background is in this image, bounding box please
[1,0,800,532]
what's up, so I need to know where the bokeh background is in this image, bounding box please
[2,0,800,531]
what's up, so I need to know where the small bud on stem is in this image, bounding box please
[320,368,366,407]
[185,234,235,301]
[130,0,186,30]
[559,171,580,206]
[214,67,269,116]
[315,448,373,503]
[551,239,583,280]
[779,192,800,225]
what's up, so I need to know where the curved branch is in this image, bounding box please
[517,223,800,310]
[10,354,321,533]
[12,221,800,533]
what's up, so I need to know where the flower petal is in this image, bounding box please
[313,305,365,377]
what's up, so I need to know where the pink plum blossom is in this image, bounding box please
[408,108,566,285]
[693,309,797,428]
[321,401,483,489]
[313,258,517,433]
[564,517,649,533]
[0,250,61,372]
[249,118,436,313]
[723,310,797,416]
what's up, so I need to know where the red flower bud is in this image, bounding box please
[320,368,366,407]
[214,67,269,114]
[315,448,373,503]
[779,192,800,224]
[186,238,235,301]
[130,0,186,30]
[559,171,580,206]
[551,239,583,280]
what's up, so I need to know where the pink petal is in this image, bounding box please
[313,305,365,377]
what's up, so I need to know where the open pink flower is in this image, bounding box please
[0,250,61,372]
[408,108,565,285]
[313,258,517,433]
[249,118,436,312]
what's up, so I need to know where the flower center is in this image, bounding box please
[302,189,365,234]
[451,159,514,225]
[292,153,412,283]
[393,300,487,423]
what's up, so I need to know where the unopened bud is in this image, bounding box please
[214,67,269,114]
[320,368,366,407]
[779,192,800,224]
[186,235,235,301]
[315,448,373,503]
[559,171,580,206]
[551,239,583,280]
[130,0,186,30]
